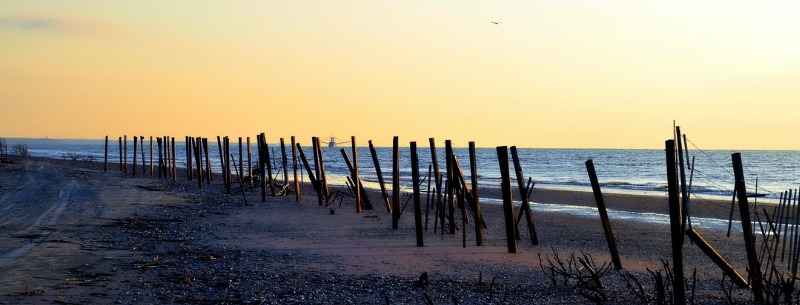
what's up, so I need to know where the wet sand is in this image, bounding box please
[0,157,756,304]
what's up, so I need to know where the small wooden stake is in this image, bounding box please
[585,159,622,269]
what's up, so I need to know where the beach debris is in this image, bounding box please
[414,272,430,288]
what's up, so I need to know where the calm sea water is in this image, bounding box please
[6,138,800,203]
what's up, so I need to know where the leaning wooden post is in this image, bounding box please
[469,141,482,246]
[510,146,537,245]
[297,143,321,203]
[411,141,423,246]
[266,138,276,196]
[104,136,109,172]
[732,152,765,302]
[676,126,689,234]
[203,138,211,183]
[291,136,301,202]
[392,136,400,229]
[341,148,372,209]
[217,136,225,185]
[585,159,622,270]
[132,136,138,177]
[665,140,686,305]
[496,146,517,253]
[314,137,329,201]
[429,138,445,235]
[352,136,361,213]
[369,140,392,213]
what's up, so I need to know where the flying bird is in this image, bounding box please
[491,21,501,25]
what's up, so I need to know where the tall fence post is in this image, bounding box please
[732,152,764,302]
[666,140,686,305]
[469,141,482,246]
[104,136,109,172]
[132,136,138,177]
[411,141,423,247]
[510,146,537,245]
[291,136,300,202]
[496,146,517,253]
[369,140,392,213]
[392,136,400,229]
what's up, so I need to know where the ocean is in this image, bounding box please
[5,137,799,203]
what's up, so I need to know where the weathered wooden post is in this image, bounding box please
[281,138,289,190]
[392,136,400,229]
[224,136,231,193]
[164,136,169,176]
[732,152,764,302]
[123,135,128,173]
[314,137,329,201]
[247,137,253,187]
[665,140,686,305]
[496,146,517,253]
[104,136,109,172]
[369,140,392,213]
[266,137,276,196]
[203,138,211,183]
[140,136,145,174]
[510,146,537,245]
[341,149,372,209]
[297,143,321,204]
[186,136,192,181]
[411,141,423,246]
[132,136,138,177]
[195,137,203,188]
[258,133,267,202]
[352,136,361,213]
[118,137,123,171]
[238,137,244,188]
[149,136,154,177]
[291,136,300,202]
[445,140,456,234]
[585,159,622,269]
[217,136,225,185]
[676,126,689,234]
[157,137,163,178]
[171,137,176,182]
[469,142,482,246]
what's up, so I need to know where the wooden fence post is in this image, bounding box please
[352,136,361,213]
[195,137,203,188]
[149,136,154,177]
[140,136,145,174]
[118,137,123,171]
[411,141,423,246]
[469,142,482,246]
[239,137,244,190]
[585,159,622,269]
[291,136,300,202]
[314,137,329,201]
[445,140,456,234]
[247,137,253,187]
[132,136,138,177]
[123,135,128,173]
[496,146,517,253]
[666,140,686,305]
[203,138,211,183]
[392,136,400,229]
[171,137,176,182]
[297,142,321,204]
[104,136,108,172]
[156,137,163,178]
[429,138,445,235]
[732,152,764,302]
[258,133,267,202]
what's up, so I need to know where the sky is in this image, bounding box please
[1,1,799,149]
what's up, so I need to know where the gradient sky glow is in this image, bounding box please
[2,1,799,149]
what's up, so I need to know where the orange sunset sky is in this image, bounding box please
[1,1,799,149]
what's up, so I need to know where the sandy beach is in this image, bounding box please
[0,157,758,304]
